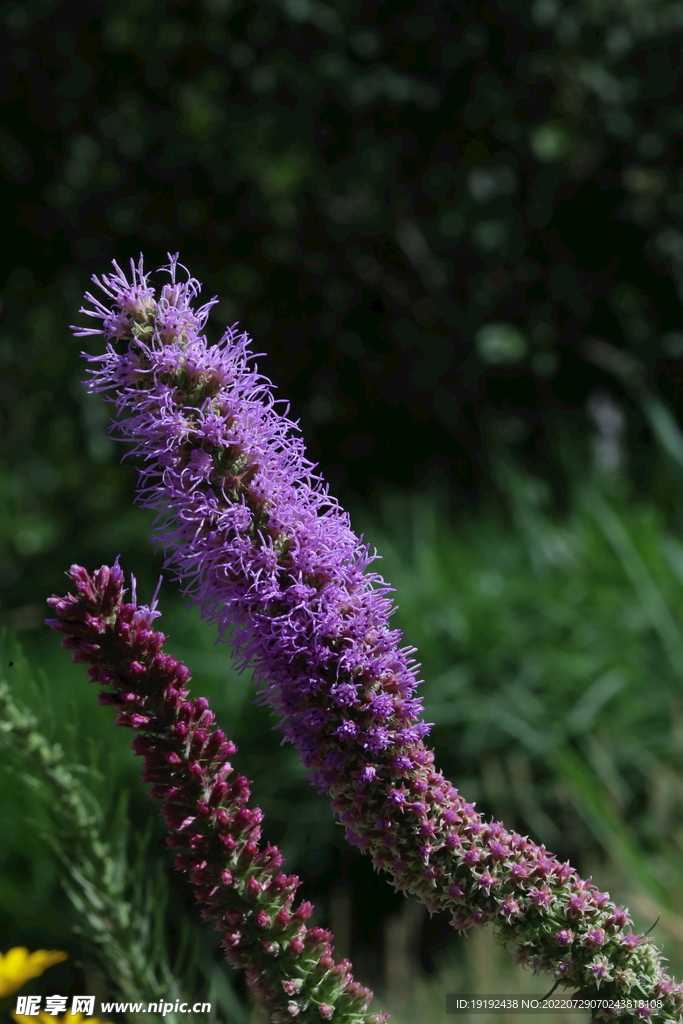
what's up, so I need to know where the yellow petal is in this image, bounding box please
[65,1014,114,1024]
[41,1015,109,1024]
[0,947,68,998]
[12,1015,52,1024]
[13,1013,67,1024]
[13,1011,112,1024]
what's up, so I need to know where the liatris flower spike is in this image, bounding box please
[74,256,683,1022]
[46,561,387,1024]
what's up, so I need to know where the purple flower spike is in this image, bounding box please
[47,562,387,1024]
[74,256,683,1023]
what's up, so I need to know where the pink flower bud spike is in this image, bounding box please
[47,560,387,1024]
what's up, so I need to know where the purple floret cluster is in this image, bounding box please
[46,560,386,1024]
[75,255,429,783]
[73,255,683,1022]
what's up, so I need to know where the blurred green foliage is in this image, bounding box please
[0,671,246,1024]
[4,454,683,1007]
[362,464,683,870]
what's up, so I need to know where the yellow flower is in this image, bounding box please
[14,1013,112,1024]
[0,948,68,998]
